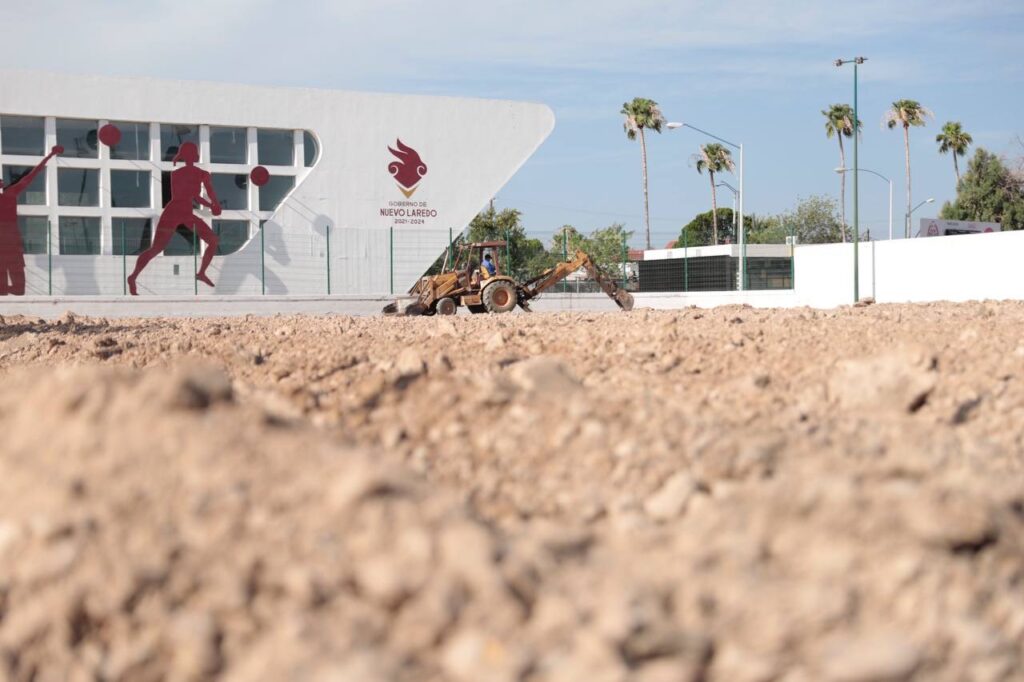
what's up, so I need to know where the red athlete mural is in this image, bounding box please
[0,145,62,295]
[126,141,221,295]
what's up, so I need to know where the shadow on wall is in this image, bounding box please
[215,221,290,295]
[54,256,101,296]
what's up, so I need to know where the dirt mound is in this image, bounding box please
[1,303,1023,680]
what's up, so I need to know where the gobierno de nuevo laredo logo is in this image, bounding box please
[381,139,437,224]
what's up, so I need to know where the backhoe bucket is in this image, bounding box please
[382,296,427,316]
[615,290,634,311]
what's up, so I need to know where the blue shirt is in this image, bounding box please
[483,259,496,276]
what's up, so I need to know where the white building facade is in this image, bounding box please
[0,70,554,296]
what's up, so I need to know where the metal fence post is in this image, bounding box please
[193,228,198,296]
[326,222,331,295]
[447,227,453,269]
[789,223,795,289]
[683,227,689,292]
[621,233,627,288]
[260,223,266,295]
[562,229,568,293]
[121,223,126,295]
[389,226,394,295]
[505,228,511,276]
[47,219,52,296]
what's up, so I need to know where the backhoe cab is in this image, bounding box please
[383,239,633,316]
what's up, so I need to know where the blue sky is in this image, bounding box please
[4,0,1022,247]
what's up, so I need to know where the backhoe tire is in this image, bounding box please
[482,281,517,314]
[467,304,487,314]
[436,297,457,316]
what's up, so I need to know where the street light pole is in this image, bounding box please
[835,167,892,241]
[905,198,935,237]
[666,121,745,289]
[835,56,867,302]
[715,181,739,240]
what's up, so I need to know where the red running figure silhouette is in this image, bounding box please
[0,145,62,296]
[127,141,221,295]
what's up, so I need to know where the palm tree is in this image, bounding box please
[693,143,735,245]
[884,99,933,238]
[823,103,861,242]
[621,97,666,249]
[936,121,972,184]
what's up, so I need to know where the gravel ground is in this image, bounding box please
[1,302,1023,681]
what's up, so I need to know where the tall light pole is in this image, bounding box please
[906,198,935,237]
[835,166,892,241]
[667,121,745,289]
[715,181,739,241]
[834,56,867,302]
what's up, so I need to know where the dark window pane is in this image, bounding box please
[258,129,293,166]
[112,218,152,255]
[164,227,199,256]
[110,170,151,208]
[213,219,248,255]
[161,124,200,162]
[1,116,44,156]
[56,119,99,159]
[18,216,48,254]
[57,169,99,207]
[210,126,247,164]
[109,121,150,160]
[211,173,248,210]
[58,217,100,255]
[2,165,46,205]
[259,175,294,211]
[303,131,318,167]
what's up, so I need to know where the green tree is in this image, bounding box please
[693,143,735,246]
[549,225,586,259]
[585,223,633,273]
[677,208,735,247]
[745,213,788,244]
[940,148,1024,230]
[823,103,861,241]
[777,195,845,244]
[885,99,933,237]
[621,97,665,250]
[463,205,551,279]
[936,121,973,184]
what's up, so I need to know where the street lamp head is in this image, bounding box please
[666,122,683,129]
[925,197,935,203]
[855,57,867,64]
[834,59,844,67]
[834,167,847,174]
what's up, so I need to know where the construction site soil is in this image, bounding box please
[1,302,1023,681]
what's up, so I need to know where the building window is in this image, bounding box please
[109,121,150,161]
[2,165,46,205]
[112,218,152,255]
[59,217,101,255]
[164,227,199,256]
[211,173,248,210]
[18,216,48,254]
[303,131,319,167]
[161,124,200,162]
[110,170,151,208]
[213,220,248,255]
[0,116,45,156]
[210,127,247,164]
[56,119,99,159]
[259,175,295,211]
[57,168,100,207]
[258,129,293,166]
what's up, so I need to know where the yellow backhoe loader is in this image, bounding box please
[383,240,633,315]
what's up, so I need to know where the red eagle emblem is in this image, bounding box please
[388,139,427,198]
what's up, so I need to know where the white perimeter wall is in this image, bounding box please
[794,230,1024,307]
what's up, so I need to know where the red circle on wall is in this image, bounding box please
[250,166,270,187]
[98,124,122,147]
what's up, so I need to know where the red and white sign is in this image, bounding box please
[918,219,1001,237]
